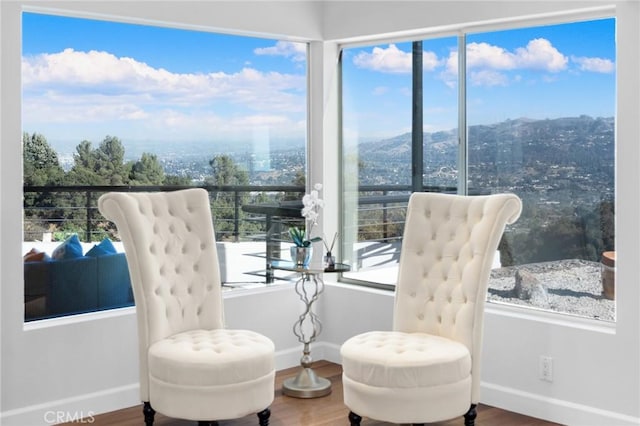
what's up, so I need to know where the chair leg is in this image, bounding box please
[143,402,155,426]
[464,404,477,426]
[348,411,362,425]
[257,407,271,426]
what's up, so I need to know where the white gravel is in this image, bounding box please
[487,259,615,322]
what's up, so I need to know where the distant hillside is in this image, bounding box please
[356,115,615,189]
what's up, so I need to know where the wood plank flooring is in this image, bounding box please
[84,361,563,426]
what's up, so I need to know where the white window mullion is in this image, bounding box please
[457,33,468,196]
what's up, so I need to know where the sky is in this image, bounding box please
[22,12,616,148]
[343,18,616,139]
[21,12,308,150]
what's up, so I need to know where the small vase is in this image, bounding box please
[291,246,313,267]
[323,251,336,270]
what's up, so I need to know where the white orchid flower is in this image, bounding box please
[292,183,325,247]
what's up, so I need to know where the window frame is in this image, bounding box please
[20,10,312,323]
[336,10,618,325]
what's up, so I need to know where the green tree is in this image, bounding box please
[95,136,128,184]
[164,174,193,185]
[23,132,66,240]
[207,155,248,186]
[205,155,250,240]
[66,140,101,185]
[282,168,305,201]
[67,136,129,185]
[129,153,165,185]
[23,132,65,186]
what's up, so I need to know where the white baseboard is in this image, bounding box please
[323,343,640,426]
[0,346,334,425]
[481,382,640,426]
[0,383,139,426]
[10,346,634,426]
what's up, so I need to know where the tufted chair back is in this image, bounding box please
[98,189,225,399]
[393,192,521,400]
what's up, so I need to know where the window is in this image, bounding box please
[22,12,308,321]
[340,17,616,322]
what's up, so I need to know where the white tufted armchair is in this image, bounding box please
[340,192,522,426]
[98,189,275,426]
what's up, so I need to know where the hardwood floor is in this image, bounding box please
[85,361,562,426]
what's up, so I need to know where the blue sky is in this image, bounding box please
[343,18,616,139]
[22,12,307,149]
[22,13,615,147]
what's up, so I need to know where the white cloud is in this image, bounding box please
[422,51,440,71]
[514,38,567,72]
[469,70,510,87]
[439,39,568,87]
[21,48,307,136]
[254,41,306,62]
[466,38,567,73]
[353,44,441,74]
[467,42,516,70]
[572,55,615,73]
[353,44,411,74]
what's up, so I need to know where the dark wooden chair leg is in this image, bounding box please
[348,411,362,425]
[143,402,155,426]
[464,404,477,426]
[257,408,271,426]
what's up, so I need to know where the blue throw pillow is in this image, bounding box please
[86,238,117,257]
[52,234,84,260]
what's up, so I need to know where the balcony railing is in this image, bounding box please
[22,184,614,324]
[24,184,305,243]
[24,184,456,245]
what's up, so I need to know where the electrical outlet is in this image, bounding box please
[539,356,553,382]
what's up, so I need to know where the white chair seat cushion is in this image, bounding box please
[149,329,275,387]
[341,331,471,388]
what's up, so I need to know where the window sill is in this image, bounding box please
[23,305,136,331]
[485,301,616,334]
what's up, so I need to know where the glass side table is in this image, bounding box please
[271,260,351,398]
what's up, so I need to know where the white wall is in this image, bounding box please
[319,2,640,425]
[2,1,639,425]
[1,2,322,425]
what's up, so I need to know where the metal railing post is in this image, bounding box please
[85,190,92,242]
[382,190,389,240]
[234,190,240,242]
